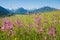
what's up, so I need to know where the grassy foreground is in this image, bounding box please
[0,11,60,40]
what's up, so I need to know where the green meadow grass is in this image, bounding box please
[0,10,60,40]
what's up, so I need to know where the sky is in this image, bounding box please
[0,0,60,9]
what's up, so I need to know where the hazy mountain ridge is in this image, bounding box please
[0,6,59,16]
[31,6,57,13]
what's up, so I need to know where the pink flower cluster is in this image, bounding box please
[1,19,13,31]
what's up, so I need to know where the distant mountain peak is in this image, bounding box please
[15,7,27,14]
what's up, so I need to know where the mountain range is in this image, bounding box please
[0,6,59,16]
[0,6,9,16]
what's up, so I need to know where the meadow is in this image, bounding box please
[0,10,60,40]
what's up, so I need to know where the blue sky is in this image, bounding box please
[0,0,60,9]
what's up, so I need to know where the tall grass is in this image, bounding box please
[0,11,60,40]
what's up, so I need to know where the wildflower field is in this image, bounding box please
[0,10,60,40]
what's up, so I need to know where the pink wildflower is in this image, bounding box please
[16,19,22,26]
[48,25,56,37]
[35,16,42,26]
